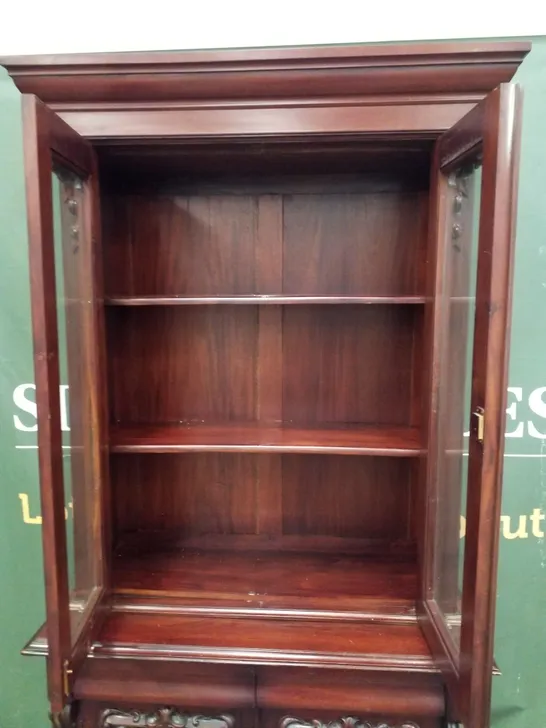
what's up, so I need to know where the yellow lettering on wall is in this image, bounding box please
[529,507,545,538]
[18,493,42,525]
[501,514,529,540]
[18,493,73,524]
[460,515,466,538]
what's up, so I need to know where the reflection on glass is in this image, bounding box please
[52,168,101,645]
[432,162,482,652]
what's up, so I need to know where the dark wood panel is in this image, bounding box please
[98,143,432,192]
[110,423,424,455]
[111,452,415,551]
[257,669,444,716]
[73,661,444,716]
[282,456,412,539]
[96,611,435,670]
[283,191,427,296]
[103,187,427,299]
[111,453,257,535]
[111,548,418,611]
[103,194,258,296]
[54,103,476,141]
[114,533,416,557]
[283,306,417,425]
[74,660,255,707]
[107,306,258,423]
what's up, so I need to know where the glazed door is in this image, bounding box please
[22,95,108,714]
[423,84,522,728]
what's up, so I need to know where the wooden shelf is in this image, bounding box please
[110,423,424,456]
[23,610,436,673]
[112,547,418,616]
[94,611,434,670]
[105,295,426,306]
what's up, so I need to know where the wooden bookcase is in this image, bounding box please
[1,41,529,728]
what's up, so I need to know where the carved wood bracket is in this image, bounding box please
[280,718,420,728]
[49,705,76,728]
[100,708,235,728]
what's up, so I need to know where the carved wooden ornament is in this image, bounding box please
[280,718,420,728]
[100,708,235,728]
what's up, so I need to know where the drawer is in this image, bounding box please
[256,668,444,717]
[73,660,255,708]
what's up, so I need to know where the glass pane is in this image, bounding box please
[432,160,482,654]
[52,167,102,645]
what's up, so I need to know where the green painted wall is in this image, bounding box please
[0,38,545,727]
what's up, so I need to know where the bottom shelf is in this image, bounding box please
[23,610,434,672]
[112,544,418,616]
[23,544,432,672]
[97,610,434,670]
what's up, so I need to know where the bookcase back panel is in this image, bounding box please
[103,194,258,296]
[102,185,428,298]
[281,455,411,539]
[107,305,420,427]
[282,191,427,295]
[111,453,258,535]
[111,453,413,546]
[107,306,259,423]
[282,305,418,425]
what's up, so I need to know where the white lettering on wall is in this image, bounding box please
[12,383,546,439]
[506,387,524,438]
[528,386,546,438]
[13,383,70,432]
[13,384,38,432]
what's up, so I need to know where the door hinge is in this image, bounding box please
[63,659,73,697]
[473,406,485,443]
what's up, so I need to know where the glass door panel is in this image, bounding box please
[432,161,482,653]
[52,167,102,645]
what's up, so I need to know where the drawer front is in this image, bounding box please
[256,668,445,718]
[72,663,444,728]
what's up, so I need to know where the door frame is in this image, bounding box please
[22,95,110,713]
[420,83,522,727]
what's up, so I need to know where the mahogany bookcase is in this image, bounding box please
[1,40,529,728]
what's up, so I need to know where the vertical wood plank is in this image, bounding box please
[88,158,113,589]
[255,195,283,535]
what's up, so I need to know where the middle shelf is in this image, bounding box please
[110,423,425,456]
[105,295,427,306]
